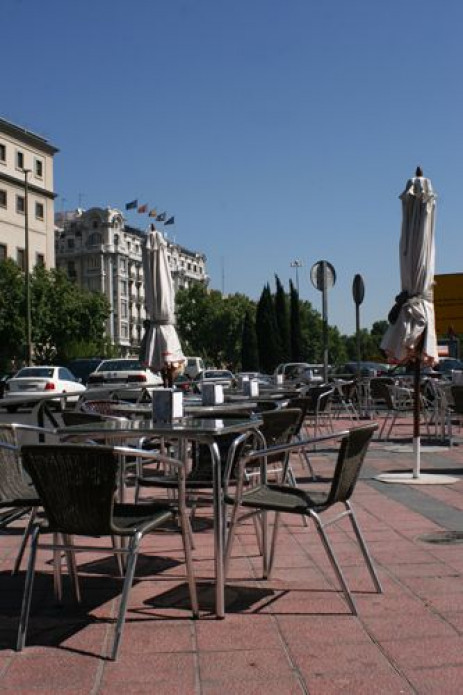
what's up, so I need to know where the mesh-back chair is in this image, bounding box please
[17,443,198,661]
[450,385,463,441]
[286,397,317,480]
[224,423,382,615]
[375,382,431,441]
[80,400,129,418]
[0,425,44,574]
[303,385,334,438]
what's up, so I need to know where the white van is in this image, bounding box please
[183,356,205,380]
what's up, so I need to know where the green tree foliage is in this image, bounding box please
[175,284,254,368]
[241,307,259,371]
[256,284,283,372]
[0,261,110,368]
[274,274,290,360]
[289,279,303,361]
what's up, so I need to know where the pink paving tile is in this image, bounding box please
[201,676,305,694]
[398,574,463,597]
[363,610,458,641]
[195,613,282,651]
[100,685,197,695]
[118,620,194,654]
[101,652,197,688]
[302,667,414,694]
[404,665,463,694]
[381,634,463,670]
[199,647,294,683]
[277,614,371,646]
[2,652,100,691]
[289,640,391,676]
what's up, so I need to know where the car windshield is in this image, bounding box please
[204,370,232,378]
[15,367,54,378]
[98,360,144,372]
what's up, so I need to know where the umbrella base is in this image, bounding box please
[376,472,458,485]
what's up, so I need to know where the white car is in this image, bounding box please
[86,358,163,397]
[4,365,86,412]
[192,369,236,393]
[274,362,324,385]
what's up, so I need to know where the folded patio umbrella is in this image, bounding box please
[139,228,184,385]
[380,168,438,478]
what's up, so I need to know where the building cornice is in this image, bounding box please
[0,170,57,199]
[0,117,59,155]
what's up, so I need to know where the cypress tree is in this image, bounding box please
[274,274,290,361]
[256,284,282,373]
[290,279,303,361]
[241,308,259,371]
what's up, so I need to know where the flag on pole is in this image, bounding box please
[125,199,138,210]
[156,212,167,222]
[137,203,148,213]
[165,216,175,225]
[148,208,157,217]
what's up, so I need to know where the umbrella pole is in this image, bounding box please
[412,333,425,479]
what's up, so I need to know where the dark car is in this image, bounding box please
[435,358,463,377]
[67,358,103,385]
[333,361,390,378]
[174,373,192,393]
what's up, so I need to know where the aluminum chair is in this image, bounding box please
[224,423,382,615]
[16,443,198,661]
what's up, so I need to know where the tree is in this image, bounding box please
[241,308,259,371]
[256,284,282,372]
[274,274,290,360]
[289,279,303,361]
[0,259,26,370]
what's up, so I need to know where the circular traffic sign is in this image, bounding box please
[352,274,365,305]
[310,261,336,291]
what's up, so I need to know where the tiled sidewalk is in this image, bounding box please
[0,419,462,694]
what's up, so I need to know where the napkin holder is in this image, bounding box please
[152,388,183,422]
[276,374,284,385]
[202,382,224,405]
[243,378,259,397]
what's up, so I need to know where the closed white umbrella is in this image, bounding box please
[379,168,456,485]
[139,228,184,386]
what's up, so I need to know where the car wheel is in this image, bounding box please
[6,405,18,413]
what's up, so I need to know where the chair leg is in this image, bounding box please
[111,534,140,661]
[308,511,357,615]
[267,512,282,578]
[12,507,37,576]
[346,501,382,593]
[178,509,199,618]
[63,534,81,603]
[17,524,40,651]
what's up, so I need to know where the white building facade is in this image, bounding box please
[0,117,58,269]
[55,207,208,355]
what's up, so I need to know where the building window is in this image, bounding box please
[0,244,7,261]
[88,256,100,270]
[0,144,5,162]
[67,238,75,249]
[36,253,45,267]
[17,248,25,271]
[35,159,43,178]
[120,280,128,295]
[16,195,25,214]
[16,151,24,170]
[35,202,44,220]
[0,189,6,208]
[88,232,102,246]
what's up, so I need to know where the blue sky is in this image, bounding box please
[3,0,462,335]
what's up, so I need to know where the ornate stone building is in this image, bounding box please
[55,207,208,354]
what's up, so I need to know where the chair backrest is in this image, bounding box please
[369,377,394,404]
[80,400,123,416]
[0,425,30,502]
[326,424,378,505]
[305,385,334,413]
[21,444,118,536]
[259,408,301,468]
[61,410,104,426]
[286,397,310,434]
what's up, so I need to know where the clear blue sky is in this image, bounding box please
[3,0,462,335]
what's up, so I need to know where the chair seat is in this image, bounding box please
[235,483,329,514]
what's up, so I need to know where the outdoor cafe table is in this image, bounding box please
[110,400,259,418]
[57,415,263,618]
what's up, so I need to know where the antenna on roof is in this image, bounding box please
[416,166,423,177]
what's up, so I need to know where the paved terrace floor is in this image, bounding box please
[0,415,462,694]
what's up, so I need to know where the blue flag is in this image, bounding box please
[125,199,138,210]
[165,216,175,225]
[156,212,166,222]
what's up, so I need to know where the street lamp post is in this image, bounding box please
[24,169,32,366]
[290,260,303,294]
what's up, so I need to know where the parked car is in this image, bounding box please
[235,372,273,387]
[86,359,163,393]
[183,356,205,380]
[274,363,324,384]
[435,358,463,377]
[173,373,193,393]
[66,358,103,385]
[3,365,86,412]
[192,369,236,393]
[332,361,391,378]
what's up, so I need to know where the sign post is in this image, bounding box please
[310,260,336,383]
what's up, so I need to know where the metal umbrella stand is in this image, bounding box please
[378,168,456,485]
